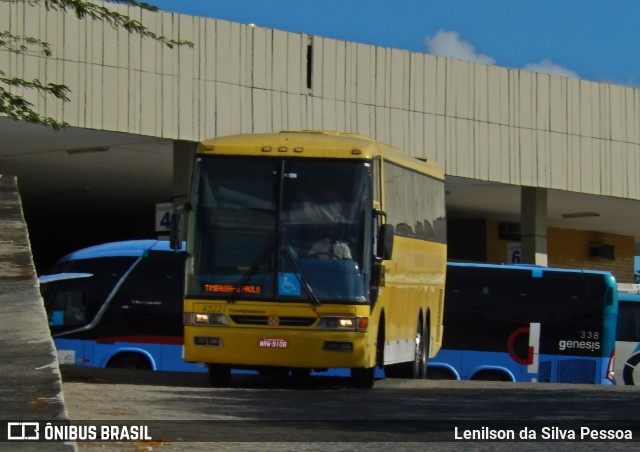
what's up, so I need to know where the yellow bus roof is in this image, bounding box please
[198,131,444,180]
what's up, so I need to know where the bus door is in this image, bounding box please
[616,296,640,385]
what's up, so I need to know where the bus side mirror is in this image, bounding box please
[377,224,394,260]
[169,213,182,251]
[170,204,187,251]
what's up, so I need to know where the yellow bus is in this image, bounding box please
[179,131,447,388]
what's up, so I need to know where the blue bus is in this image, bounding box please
[614,284,640,385]
[39,240,205,372]
[428,262,617,384]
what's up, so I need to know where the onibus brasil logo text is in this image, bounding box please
[7,422,151,441]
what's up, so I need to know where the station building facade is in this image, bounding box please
[1,1,639,282]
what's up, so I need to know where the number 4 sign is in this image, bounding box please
[155,203,173,232]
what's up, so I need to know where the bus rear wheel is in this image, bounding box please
[208,365,231,387]
[385,319,427,379]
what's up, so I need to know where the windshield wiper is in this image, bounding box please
[227,245,272,304]
[282,247,320,305]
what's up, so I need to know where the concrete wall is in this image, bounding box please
[547,227,635,281]
[2,1,640,200]
[0,175,70,436]
[485,218,635,282]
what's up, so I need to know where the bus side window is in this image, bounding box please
[49,290,87,327]
[114,254,186,316]
[105,254,186,337]
[618,302,640,342]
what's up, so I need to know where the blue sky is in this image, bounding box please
[150,0,640,87]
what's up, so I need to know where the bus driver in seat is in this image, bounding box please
[308,226,353,260]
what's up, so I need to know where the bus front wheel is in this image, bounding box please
[291,368,312,379]
[426,367,456,380]
[420,322,430,379]
[470,370,512,382]
[351,367,375,389]
[107,353,151,370]
[208,365,231,387]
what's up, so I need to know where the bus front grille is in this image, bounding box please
[230,316,316,327]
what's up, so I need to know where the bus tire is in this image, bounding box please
[258,367,289,377]
[420,321,430,379]
[351,323,383,388]
[351,367,375,389]
[384,317,425,379]
[291,368,312,379]
[107,353,151,370]
[376,318,385,369]
[426,367,456,380]
[208,365,231,387]
[412,318,427,379]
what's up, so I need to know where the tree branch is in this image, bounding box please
[0,87,68,129]
[0,31,52,56]
[43,0,193,48]
[0,0,191,129]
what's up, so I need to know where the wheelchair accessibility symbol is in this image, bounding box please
[278,273,301,296]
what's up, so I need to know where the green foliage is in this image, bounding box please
[43,0,191,49]
[0,0,192,129]
[0,74,70,129]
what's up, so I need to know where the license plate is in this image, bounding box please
[258,338,288,348]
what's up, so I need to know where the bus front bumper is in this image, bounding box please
[184,325,371,369]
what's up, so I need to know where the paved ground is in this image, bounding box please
[60,366,640,452]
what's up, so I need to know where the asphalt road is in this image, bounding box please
[60,367,640,452]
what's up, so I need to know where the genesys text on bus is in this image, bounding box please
[558,339,601,352]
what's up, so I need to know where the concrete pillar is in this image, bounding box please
[521,186,548,266]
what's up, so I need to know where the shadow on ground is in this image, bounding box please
[60,365,360,390]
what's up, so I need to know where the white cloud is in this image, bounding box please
[425,30,495,65]
[425,30,579,79]
[523,60,578,78]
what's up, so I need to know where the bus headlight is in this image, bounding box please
[195,313,209,323]
[317,316,368,331]
[184,313,230,326]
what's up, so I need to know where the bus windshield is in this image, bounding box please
[43,256,138,335]
[187,156,372,303]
